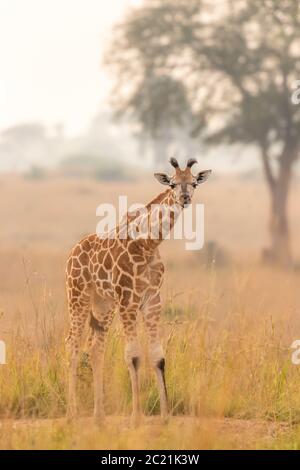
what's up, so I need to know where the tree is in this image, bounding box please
[106,0,300,265]
[0,123,48,171]
[115,73,195,165]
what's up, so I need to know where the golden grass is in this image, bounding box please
[0,175,300,449]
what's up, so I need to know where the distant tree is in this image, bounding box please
[106,0,300,265]
[113,74,195,165]
[60,153,131,181]
[0,123,48,171]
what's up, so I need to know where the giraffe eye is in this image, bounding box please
[170,183,176,189]
[192,182,197,188]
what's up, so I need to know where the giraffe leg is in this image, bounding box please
[87,294,115,425]
[65,301,90,419]
[142,293,168,422]
[120,305,142,426]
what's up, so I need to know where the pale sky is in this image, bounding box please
[0,0,142,136]
[0,0,266,173]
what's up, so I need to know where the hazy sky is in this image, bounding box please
[0,0,141,136]
[0,0,267,174]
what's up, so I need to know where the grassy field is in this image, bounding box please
[1,174,300,449]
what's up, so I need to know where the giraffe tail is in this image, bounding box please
[89,312,104,332]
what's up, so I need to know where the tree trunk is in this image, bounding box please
[269,178,292,267]
[262,151,293,267]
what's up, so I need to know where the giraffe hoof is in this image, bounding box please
[130,412,143,428]
[66,407,77,423]
[93,413,106,427]
[161,414,169,425]
[66,414,77,425]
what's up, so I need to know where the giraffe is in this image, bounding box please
[65,157,211,425]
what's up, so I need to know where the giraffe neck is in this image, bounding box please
[118,189,182,251]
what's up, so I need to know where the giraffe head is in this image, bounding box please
[154,158,212,208]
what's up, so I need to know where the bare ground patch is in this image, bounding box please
[0,416,292,450]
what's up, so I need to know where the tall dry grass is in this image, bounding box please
[1,257,300,448]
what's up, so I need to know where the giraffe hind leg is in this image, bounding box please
[87,293,115,424]
[66,298,91,419]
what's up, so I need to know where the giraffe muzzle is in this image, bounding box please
[180,194,191,208]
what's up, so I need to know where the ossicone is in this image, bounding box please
[186,158,198,169]
[169,157,179,169]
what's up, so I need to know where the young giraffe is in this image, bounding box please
[65,158,211,424]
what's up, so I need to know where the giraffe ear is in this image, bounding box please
[154,173,171,186]
[195,170,212,185]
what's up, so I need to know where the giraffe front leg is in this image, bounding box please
[153,351,168,422]
[88,330,106,425]
[120,305,142,426]
[143,293,168,422]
